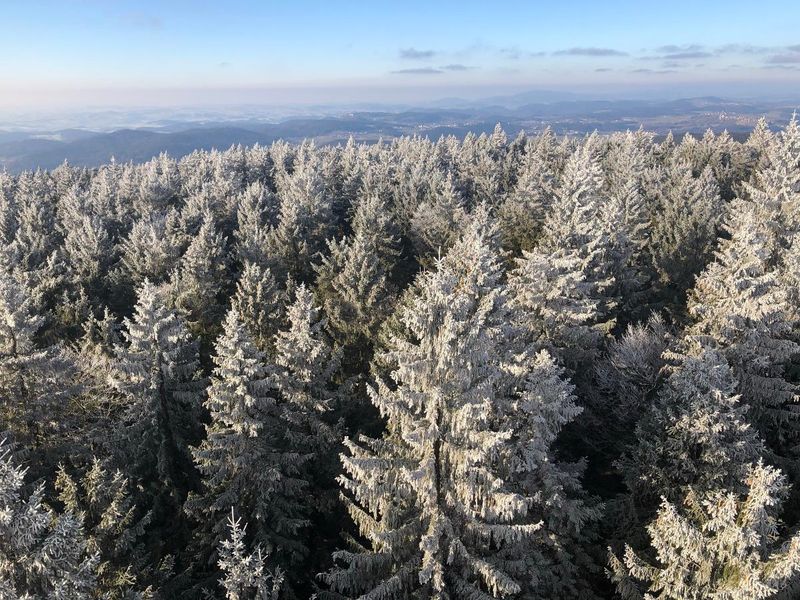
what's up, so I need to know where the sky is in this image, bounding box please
[1,0,799,110]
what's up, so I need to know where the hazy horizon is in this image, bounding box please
[2,0,799,116]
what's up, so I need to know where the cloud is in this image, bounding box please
[640,45,712,61]
[500,47,547,60]
[766,53,800,64]
[654,44,704,53]
[499,46,521,59]
[787,44,800,52]
[553,47,628,57]
[399,48,436,60]
[120,12,162,29]
[217,62,232,69]
[440,64,475,71]
[631,68,677,74]
[390,67,442,75]
[595,68,613,72]
[660,51,712,59]
[715,43,773,55]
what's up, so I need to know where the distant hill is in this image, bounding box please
[0,97,796,172]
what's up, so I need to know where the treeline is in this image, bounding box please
[1,118,800,599]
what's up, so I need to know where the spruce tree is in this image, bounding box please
[408,170,469,265]
[314,193,399,364]
[110,280,204,551]
[266,149,334,283]
[325,216,592,598]
[650,164,723,310]
[618,345,764,504]
[233,181,278,268]
[495,149,556,255]
[688,206,798,453]
[508,144,616,371]
[217,511,284,600]
[0,440,101,599]
[0,273,77,457]
[609,462,800,600]
[171,210,229,340]
[118,208,187,286]
[55,458,155,598]
[231,261,285,355]
[186,309,310,579]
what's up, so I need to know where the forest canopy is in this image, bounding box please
[2,117,800,599]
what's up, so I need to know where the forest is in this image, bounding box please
[1,116,800,600]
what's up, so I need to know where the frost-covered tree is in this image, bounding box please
[7,178,60,274]
[735,116,800,324]
[118,208,187,286]
[325,217,586,599]
[135,153,181,216]
[688,206,798,453]
[273,284,341,446]
[314,193,399,362]
[55,458,155,598]
[217,511,284,600]
[0,273,77,454]
[650,164,723,310]
[233,182,278,268]
[186,310,311,577]
[110,281,204,535]
[62,212,117,301]
[745,117,776,177]
[231,261,285,354]
[749,114,800,245]
[266,149,334,283]
[592,315,671,460]
[0,440,101,599]
[171,211,229,339]
[618,345,763,504]
[349,192,402,275]
[497,350,602,599]
[409,170,469,265]
[509,144,616,370]
[495,149,556,255]
[609,462,800,600]
[599,178,653,325]
[270,284,341,504]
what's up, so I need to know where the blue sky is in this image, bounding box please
[1,0,799,108]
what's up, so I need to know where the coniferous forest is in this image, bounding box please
[4,117,800,600]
